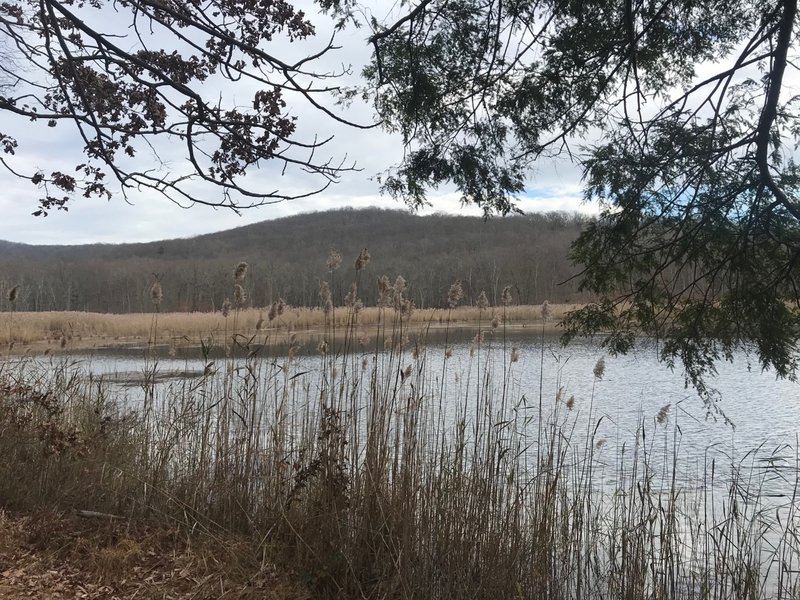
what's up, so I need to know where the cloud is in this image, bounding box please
[0,2,588,246]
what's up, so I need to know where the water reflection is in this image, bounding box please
[34,331,800,491]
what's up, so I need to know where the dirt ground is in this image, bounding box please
[0,510,308,599]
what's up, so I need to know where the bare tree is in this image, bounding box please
[0,0,370,215]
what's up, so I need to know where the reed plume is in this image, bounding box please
[354,248,371,271]
[234,284,247,307]
[8,285,19,304]
[541,300,551,322]
[319,281,333,316]
[400,299,414,318]
[593,356,606,380]
[149,281,162,307]
[501,285,513,306]
[477,290,489,311]
[234,262,248,281]
[377,275,392,308]
[392,275,407,311]
[344,283,358,307]
[326,249,342,271]
[447,280,463,308]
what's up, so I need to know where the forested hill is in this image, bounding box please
[0,208,591,313]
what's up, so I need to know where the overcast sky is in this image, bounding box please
[0,1,592,246]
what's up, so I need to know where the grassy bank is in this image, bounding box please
[0,303,579,350]
[2,261,800,598]
[0,509,310,599]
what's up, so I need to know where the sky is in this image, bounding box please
[0,1,593,246]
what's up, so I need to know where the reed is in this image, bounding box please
[1,257,798,599]
[0,304,579,349]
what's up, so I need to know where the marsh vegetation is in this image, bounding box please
[2,255,800,599]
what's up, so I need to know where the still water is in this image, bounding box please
[9,331,800,596]
[54,331,800,482]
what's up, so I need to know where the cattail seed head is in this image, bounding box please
[354,248,371,271]
[477,291,489,311]
[8,285,18,304]
[326,249,342,271]
[593,356,606,380]
[234,262,248,281]
[447,280,463,309]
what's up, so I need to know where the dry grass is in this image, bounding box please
[2,263,798,598]
[0,303,579,349]
[2,310,800,598]
[0,509,309,599]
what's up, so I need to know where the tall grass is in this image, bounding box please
[0,304,578,347]
[1,262,799,598]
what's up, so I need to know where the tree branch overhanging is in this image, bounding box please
[0,0,373,215]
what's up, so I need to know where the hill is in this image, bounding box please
[0,208,590,312]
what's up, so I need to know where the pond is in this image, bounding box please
[36,330,800,488]
[8,329,800,596]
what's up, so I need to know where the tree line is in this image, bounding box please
[0,208,591,313]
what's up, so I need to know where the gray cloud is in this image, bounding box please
[0,1,587,245]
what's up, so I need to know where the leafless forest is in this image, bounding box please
[0,208,590,313]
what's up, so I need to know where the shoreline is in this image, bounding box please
[1,304,579,356]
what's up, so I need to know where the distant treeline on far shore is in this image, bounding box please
[0,208,592,313]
